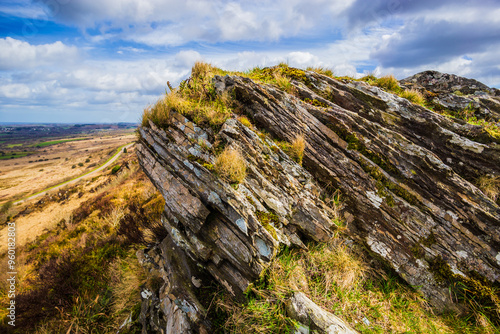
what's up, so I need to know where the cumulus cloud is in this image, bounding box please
[0,83,31,98]
[371,19,500,68]
[37,0,353,45]
[0,38,78,70]
[343,0,498,29]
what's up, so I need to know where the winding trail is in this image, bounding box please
[14,142,134,205]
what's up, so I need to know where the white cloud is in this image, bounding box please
[0,38,79,70]
[0,84,31,98]
[39,0,354,46]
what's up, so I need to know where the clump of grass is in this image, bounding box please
[290,135,306,165]
[306,66,334,77]
[359,73,378,84]
[375,75,400,92]
[478,175,500,202]
[237,116,253,128]
[215,146,247,184]
[191,61,219,81]
[399,88,426,105]
[323,190,345,229]
[215,290,295,334]
[141,98,171,128]
[273,72,295,94]
[274,134,306,165]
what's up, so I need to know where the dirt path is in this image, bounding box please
[14,142,134,204]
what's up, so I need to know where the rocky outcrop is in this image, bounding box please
[400,70,500,122]
[213,72,500,309]
[136,67,500,331]
[136,108,339,332]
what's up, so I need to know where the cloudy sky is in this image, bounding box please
[1,0,500,123]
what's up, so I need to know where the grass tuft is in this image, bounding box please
[306,66,334,77]
[237,116,253,128]
[290,135,306,165]
[376,75,400,92]
[478,175,500,202]
[191,61,219,80]
[215,146,247,184]
[141,98,171,129]
[399,88,426,105]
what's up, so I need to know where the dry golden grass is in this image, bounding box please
[142,93,192,129]
[399,88,426,105]
[272,72,295,94]
[109,254,146,325]
[306,66,334,77]
[289,134,306,165]
[237,116,253,128]
[376,75,400,92]
[215,146,247,184]
[191,61,219,80]
[478,175,500,202]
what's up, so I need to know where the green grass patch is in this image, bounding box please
[6,143,22,148]
[32,137,88,148]
[0,151,31,159]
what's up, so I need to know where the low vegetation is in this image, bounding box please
[215,146,247,184]
[210,199,497,333]
[33,138,87,148]
[306,66,334,77]
[374,75,400,92]
[212,218,495,333]
[274,134,306,165]
[477,175,500,202]
[0,156,165,333]
[399,88,426,105]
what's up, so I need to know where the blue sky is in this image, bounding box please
[1,0,500,123]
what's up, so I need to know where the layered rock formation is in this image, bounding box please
[136,67,500,332]
[401,70,500,122]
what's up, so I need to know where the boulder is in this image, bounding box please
[286,292,358,334]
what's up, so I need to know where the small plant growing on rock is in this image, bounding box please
[237,116,253,128]
[215,146,246,184]
[273,72,295,94]
[141,98,171,129]
[306,66,334,77]
[478,175,500,202]
[376,75,400,92]
[290,134,306,165]
[399,88,425,105]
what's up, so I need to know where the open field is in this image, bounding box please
[0,130,135,203]
[0,148,162,332]
[31,137,88,147]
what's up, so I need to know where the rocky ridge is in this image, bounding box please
[136,66,500,333]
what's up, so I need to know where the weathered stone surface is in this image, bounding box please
[136,105,338,330]
[213,71,500,310]
[400,70,500,122]
[286,292,358,334]
[136,67,500,331]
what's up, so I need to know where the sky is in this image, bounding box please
[1,0,500,123]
